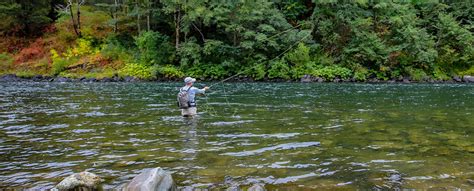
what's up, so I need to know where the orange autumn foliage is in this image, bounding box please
[14,38,48,64]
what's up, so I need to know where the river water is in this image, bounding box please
[0,82,473,190]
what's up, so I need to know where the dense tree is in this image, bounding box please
[0,0,57,36]
[0,1,473,81]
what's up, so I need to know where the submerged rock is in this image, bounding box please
[53,171,102,191]
[248,183,266,191]
[122,167,177,191]
[467,179,474,185]
[226,186,242,191]
[224,175,241,191]
[383,172,403,190]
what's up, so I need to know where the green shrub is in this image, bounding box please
[50,49,70,75]
[153,65,184,79]
[458,65,474,76]
[186,64,205,78]
[247,63,266,80]
[59,72,81,79]
[312,65,352,80]
[353,67,368,82]
[372,70,388,81]
[286,43,311,66]
[15,70,37,78]
[433,67,451,80]
[390,69,402,79]
[313,53,335,66]
[268,59,290,79]
[244,55,267,80]
[0,53,13,74]
[286,43,314,78]
[119,63,153,79]
[408,68,428,81]
[178,40,202,67]
[63,38,99,58]
[101,36,133,62]
[204,64,228,79]
[84,69,116,79]
[135,31,174,66]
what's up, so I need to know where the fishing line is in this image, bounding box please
[209,32,312,88]
[204,21,315,117]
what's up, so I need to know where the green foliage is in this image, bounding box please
[248,63,267,80]
[0,53,13,74]
[178,40,202,67]
[101,39,133,62]
[407,68,428,81]
[4,1,474,81]
[458,66,474,76]
[353,67,369,82]
[203,64,229,79]
[119,63,153,79]
[286,43,313,78]
[50,49,70,75]
[312,65,353,81]
[63,38,99,58]
[153,65,184,79]
[15,70,37,78]
[0,0,53,36]
[268,59,290,79]
[135,31,174,66]
[433,67,451,81]
[436,13,474,71]
[84,69,116,79]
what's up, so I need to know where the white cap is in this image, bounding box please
[184,77,196,83]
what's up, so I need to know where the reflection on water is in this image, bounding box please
[0,82,473,190]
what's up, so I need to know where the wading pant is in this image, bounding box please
[181,107,197,117]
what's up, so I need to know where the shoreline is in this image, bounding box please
[1,74,473,84]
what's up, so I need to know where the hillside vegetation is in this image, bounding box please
[0,0,473,81]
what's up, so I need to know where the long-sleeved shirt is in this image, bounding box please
[180,86,205,105]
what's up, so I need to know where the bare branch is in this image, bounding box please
[192,23,206,42]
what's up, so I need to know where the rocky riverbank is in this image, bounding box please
[49,167,433,190]
[52,168,268,191]
[1,74,474,83]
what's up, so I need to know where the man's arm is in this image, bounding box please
[193,87,209,94]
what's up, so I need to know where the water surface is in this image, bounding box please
[0,82,473,190]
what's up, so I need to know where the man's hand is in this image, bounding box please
[204,86,210,91]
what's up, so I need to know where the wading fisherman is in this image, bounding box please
[177,77,209,117]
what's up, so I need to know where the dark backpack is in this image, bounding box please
[177,86,191,109]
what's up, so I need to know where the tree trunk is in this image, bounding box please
[174,8,181,49]
[137,2,141,33]
[68,1,80,36]
[147,13,150,31]
[146,0,151,31]
[77,0,81,32]
[114,0,118,33]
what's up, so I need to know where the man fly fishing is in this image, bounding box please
[177,77,209,117]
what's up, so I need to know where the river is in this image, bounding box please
[0,82,473,190]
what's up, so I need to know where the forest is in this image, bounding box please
[0,0,473,82]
